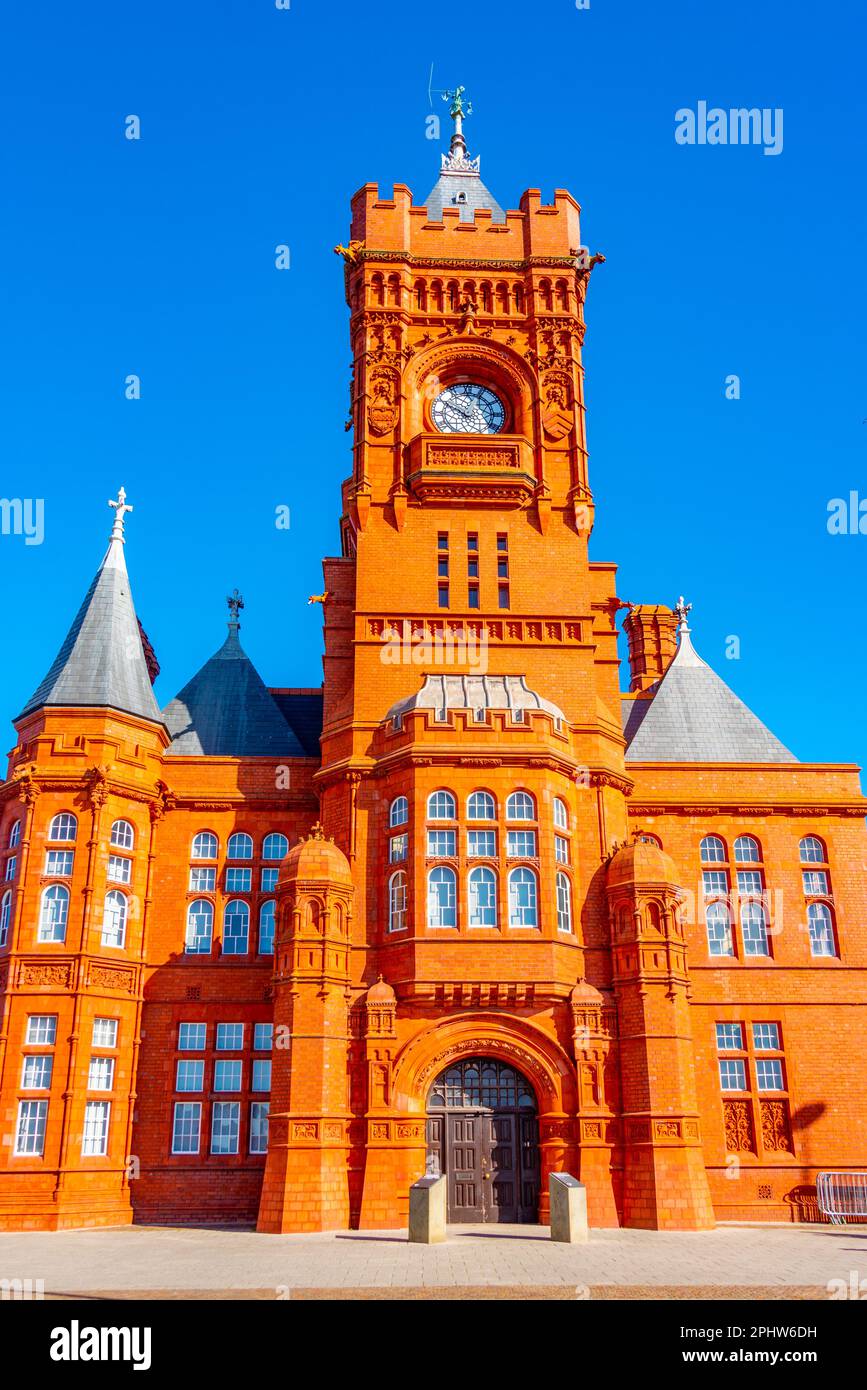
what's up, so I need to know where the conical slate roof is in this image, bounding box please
[163,618,303,758]
[18,495,162,725]
[623,621,797,763]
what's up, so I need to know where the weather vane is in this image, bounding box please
[442,86,472,120]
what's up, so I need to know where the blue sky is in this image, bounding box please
[2,0,865,770]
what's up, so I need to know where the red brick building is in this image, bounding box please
[1,100,864,1233]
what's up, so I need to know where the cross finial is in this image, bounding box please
[108,487,133,542]
[227,588,244,628]
[674,595,692,632]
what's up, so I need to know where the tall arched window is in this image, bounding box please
[262,833,289,861]
[227,833,253,861]
[48,813,77,843]
[191,831,218,860]
[258,900,276,955]
[705,900,733,957]
[222,900,250,955]
[508,867,538,928]
[8,820,21,849]
[102,890,127,949]
[506,791,535,822]
[807,902,836,958]
[110,820,135,851]
[799,836,827,864]
[38,884,69,943]
[0,889,11,948]
[468,866,497,927]
[427,790,456,821]
[556,872,573,933]
[734,835,760,863]
[467,791,495,820]
[427,866,456,928]
[389,796,409,828]
[700,835,726,863]
[185,899,213,954]
[389,870,408,933]
[553,797,569,830]
[741,900,769,957]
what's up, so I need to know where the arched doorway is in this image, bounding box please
[425,1058,540,1223]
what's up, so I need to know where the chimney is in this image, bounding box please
[623,605,678,693]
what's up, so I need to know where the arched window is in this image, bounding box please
[48,813,77,843]
[799,836,827,864]
[556,872,573,933]
[427,866,456,928]
[700,835,726,863]
[807,902,836,958]
[102,890,127,949]
[414,279,427,311]
[468,866,497,927]
[0,889,11,948]
[741,900,769,957]
[8,820,21,849]
[191,831,218,860]
[227,832,253,861]
[185,899,213,954]
[705,900,734,957]
[467,790,495,821]
[262,833,289,862]
[222,900,250,955]
[110,820,135,851]
[258,900,276,955]
[389,870,408,933]
[427,790,456,821]
[508,867,538,928]
[389,796,409,828]
[553,797,569,830]
[38,884,69,943]
[514,284,524,313]
[506,791,535,822]
[734,835,760,863]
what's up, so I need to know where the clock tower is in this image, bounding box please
[260,93,714,1232]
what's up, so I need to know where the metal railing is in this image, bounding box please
[816,1171,867,1226]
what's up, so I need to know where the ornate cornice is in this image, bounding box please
[353,250,582,273]
[629,802,867,818]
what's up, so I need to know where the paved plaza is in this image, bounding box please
[1,1222,865,1299]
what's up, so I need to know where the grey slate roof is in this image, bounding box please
[18,537,163,724]
[163,625,304,758]
[387,674,566,727]
[623,626,797,763]
[423,170,506,224]
[270,691,323,758]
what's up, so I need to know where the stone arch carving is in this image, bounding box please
[404,337,537,440]
[391,1013,577,1116]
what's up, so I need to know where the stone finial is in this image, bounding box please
[108,487,133,543]
[309,821,325,841]
[674,595,692,632]
[227,589,244,629]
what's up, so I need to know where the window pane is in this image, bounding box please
[189,866,216,892]
[389,871,408,932]
[799,837,825,864]
[734,836,760,862]
[82,1101,110,1156]
[225,867,252,893]
[468,868,497,927]
[506,792,535,822]
[506,829,537,858]
[26,1015,58,1046]
[706,902,734,957]
[262,833,289,861]
[172,1101,201,1154]
[215,1023,244,1051]
[260,867,279,892]
[802,870,829,896]
[249,1102,270,1154]
[211,1102,240,1155]
[752,1023,780,1051]
[807,902,836,957]
[389,834,408,864]
[718,1059,747,1091]
[214,1060,243,1092]
[15,1100,48,1155]
[176,1060,204,1092]
[110,820,135,850]
[253,1023,273,1051]
[45,850,73,876]
[227,833,253,860]
[555,834,570,865]
[178,1022,207,1051]
[755,1059,784,1092]
[258,900,276,955]
[467,792,495,820]
[21,1055,53,1089]
[741,901,769,957]
[427,829,456,857]
[700,836,726,863]
[467,830,496,858]
[427,791,456,820]
[427,867,456,928]
[508,868,538,928]
[107,855,131,885]
[389,797,409,828]
[92,1017,119,1049]
[87,1057,115,1091]
[715,1023,744,1051]
[222,901,250,955]
[191,832,218,860]
[252,1060,272,1092]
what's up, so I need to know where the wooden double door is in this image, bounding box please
[425,1059,540,1223]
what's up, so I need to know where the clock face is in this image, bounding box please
[431,383,506,435]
